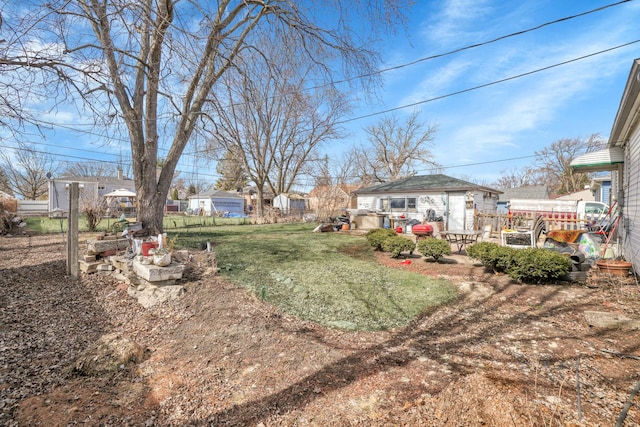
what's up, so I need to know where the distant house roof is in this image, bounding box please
[497,186,549,201]
[241,185,274,198]
[554,188,595,201]
[355,174,501,195]
[188,189,243,199]
[53,174,134,188]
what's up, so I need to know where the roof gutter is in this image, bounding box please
[609,58,640,148]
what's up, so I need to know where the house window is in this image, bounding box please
[379,197,417,212]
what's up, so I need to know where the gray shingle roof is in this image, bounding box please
[497,186,549,201]
[189,189,243,199]
[355,174,501,194]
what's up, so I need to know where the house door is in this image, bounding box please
[446,193,466,230]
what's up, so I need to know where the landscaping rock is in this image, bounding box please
[73,333,145,376]
[86,238,129,255]
[127,281,185,308]
[78,260,103,274]
[584,310,640,330]
[132,259,185,282]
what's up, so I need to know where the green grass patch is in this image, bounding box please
[178,223,457,331]
[24,217,456,331]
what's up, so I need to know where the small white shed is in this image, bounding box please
[272,193,306,214]
[188,190,244,216]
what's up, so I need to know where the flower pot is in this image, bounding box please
[141,241,159,256]
[596,260,632,276]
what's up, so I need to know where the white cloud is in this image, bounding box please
[420,0,496,46]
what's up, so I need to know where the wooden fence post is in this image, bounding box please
[67,182,79,279]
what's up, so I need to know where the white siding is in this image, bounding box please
[356,191,483,230]
[48,180,99,216]
[417,193,448,222]
[622,127,640,268]
[17,200,49,216]
[356,195,377,211]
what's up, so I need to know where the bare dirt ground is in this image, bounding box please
[2,232,640,426]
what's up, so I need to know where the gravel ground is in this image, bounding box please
[2,232,640,426]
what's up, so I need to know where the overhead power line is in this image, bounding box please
[19,0,633,136]
[320,0,634,87]
[338,39,640,124]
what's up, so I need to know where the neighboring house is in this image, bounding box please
[239,185,274,212]
[272,193,307,215]
[497,186,550,213]
[354,174,502,230]
[591,174,612,205]
[554,188,596,202]
[48,169,135,216]
[307,184,358,217]
[570,57,639,269]
[187,189,244,216]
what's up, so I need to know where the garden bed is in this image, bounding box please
[2,233,640,426]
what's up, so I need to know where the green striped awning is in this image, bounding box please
[570,147,624,172]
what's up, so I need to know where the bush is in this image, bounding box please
[381,235,416,258]
[417,237,451,262]
[466,241,496,262]
[366,228,398,251]
[507,248,571,284]
[469,242,572,283]
[467,242,515,273]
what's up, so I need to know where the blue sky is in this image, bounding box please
[338,0,640,185]
[6,0,640,190]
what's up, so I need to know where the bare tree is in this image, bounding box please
[0,168,12,195]
[209,43,349,217]
[492,166,545,189]
[79,190,106,232]
[351,111,438,184]
[3,1,408,233]
[0,141,60,199]
[312,154,357,188]
[534,134,604,195]
[62,161,118,178]
[309,154,358,218]
[0,6,82,132]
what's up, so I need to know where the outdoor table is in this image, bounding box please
[441,229,483,253]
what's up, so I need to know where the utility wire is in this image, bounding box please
[6,4,638,180]
[338,39,640,124]
[315,0,634,88]
[18,0,633,134]
[7,36,637,179]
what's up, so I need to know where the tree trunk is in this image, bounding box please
[136,184,166,234]
[255,186,265,218]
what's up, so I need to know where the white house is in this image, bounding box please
[571,57,639,269]
[188,189,244,216]
[48,169,135,216]
[354,174,502,230]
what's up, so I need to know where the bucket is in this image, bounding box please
[341,223,349,231]
[141,241,159,256]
